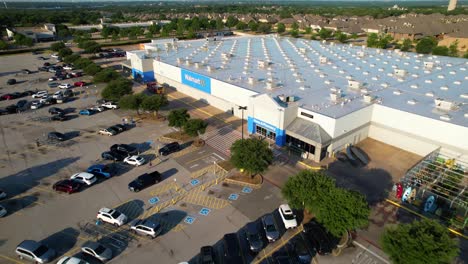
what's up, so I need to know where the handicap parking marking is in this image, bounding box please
[242,187,253,194]
[149,196,160,205]
[228,193,239,201]
[199,208,211,216]
[190,179,200,186]
[184,216,196,225]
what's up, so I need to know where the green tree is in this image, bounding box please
[93,68,120,83]
[145,32,153,39]
[184,119,207,137]
[277,23,286,33]
[83,63,101,76]
[118,93,146,115]
[226,16,239,29]
[351,33,358,39]
[73,58,93,69]
[63,54,80,64]
[282,170,370,237]
[58,47,73,58]
[140,94,168,117]
[401,38,412,51]
[416,37,437,54]
[258,23,271,34]
[230,138,273,178]
[78,40,101,53]
[101,78,133,102]
[318,28,332,40]
[236,21,247,31]
[50,41,66,51]
[0,40,9,50]
[305,27,312,34]
[14,34,33,47]
[215,18,224,30]
[168,108,190,131]
[148,24,161,35]
[335,31,348,43]
[248,21,259,32]
[432,46,449,56]
[367,33,379,47]
[291,22,299,31]
[448,40,458,57]
[464,52,468,59]
[290,30,299,38]
[381,219,458,264]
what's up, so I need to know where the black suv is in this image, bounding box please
[199,246,215,264]
[6,79,16,85]
[49,107,64,115]
[158,142,180,156]
[48,132,66,141]
[302,220,339,255]
[101,150,127,161]
[128,171,161,192]
[223,233,241,257]
[245,222,264,253]
[110,144,137,155]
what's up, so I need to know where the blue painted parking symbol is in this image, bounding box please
[148,197,160,205]
[199,208,211,216]
[184,216,196,224]
[242,187,252,193]
[190,179,200,186]
[228,193,239,201]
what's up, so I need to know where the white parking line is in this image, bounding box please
[190,164,200,169]
[212,153,225,161]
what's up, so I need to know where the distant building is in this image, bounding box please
[448,0,457,11]
[6,24,56,42]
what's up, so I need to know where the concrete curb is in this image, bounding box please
[223,177,263,189]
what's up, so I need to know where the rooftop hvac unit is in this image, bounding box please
[299,48,307,53]
[194,62,201,69]
[207,65,214,72]
[176,58,183,64]
[357,51,365,57]
[258,60,268,68]
[319,56,328,64]
[424,61,434,69]
[426,91,435,97]
[363,94,375,103]
[248,77,256,85]
[361,88,369,94]
[330,92,342,102]
[394,69,406,77]
[461,94,468,99]
[440,115,451,121]
[393,90,402,95]
[266,81,275,89]
[410,84,419,89]
[407,99,417,105]
[348,80,361,89]
[434,98,456,111]
[185,59,192,65]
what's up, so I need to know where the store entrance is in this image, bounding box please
[255,125,276,141]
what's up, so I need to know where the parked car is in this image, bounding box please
[110,144,136,155]
[1,94,15,100]
[70,172,96,186]
[130,219,162,238]
[223,233,241,257]
[99,128,117,136]
[51,53,59,58]
[262,214,280,243]
[43,62,50,66]
[15,240,56,264]
[113,124,127,131]
[0,189,6,200]
[5,105,18,114]
[79,109,95,116]
[124,155,146,166]
[128,171,161,192]
[0,204,7,217]
[31,101,43,109]
[6,78,16,85]
[0,108,9,115]
[21,69,32,74]
[199,246,216,264]
[52,179,83,194]
[293,237,315,264]
[48,77,57,81]
[302,220,339,255]
[32,91,48,98]
[91,105,105,112]
[48,131,66,141]
[278,204,297,229]
[74,81,86,87]
[81,241,112,262]
[158,142,180,156]
[245,222,264,253]
[57,256,89,264]
[49,107,64,115]
[38,66,48,71]
[109,125,123,133]
[101,102,119,109]
[51,91,62,99]
[101,150,126,161]
[40,97,55,105]
[70,72,82,77]
[63,89,73,98]
[48,82,59,88]
[97,207,127,226]
[63,65,74,70]
[16,100,28,109]
[87,164,112,178]
[59,83,72,89]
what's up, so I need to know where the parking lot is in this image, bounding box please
[0,51,296,264]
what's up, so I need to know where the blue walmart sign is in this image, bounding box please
[181,69,211,94]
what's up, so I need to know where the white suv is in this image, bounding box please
[101,102,118,109]
[70,172,97,186]
[278,204,297,229]
[130,219,162,238]
[32,91,48,98]
[97,208,127,227]
[59,83,72,89]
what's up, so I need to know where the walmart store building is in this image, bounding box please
[126,36,468,162]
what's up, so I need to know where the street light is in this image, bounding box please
[238,106,247,141]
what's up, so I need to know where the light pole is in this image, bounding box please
[238,106,247,141]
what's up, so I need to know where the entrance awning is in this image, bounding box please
[286,118,332,145]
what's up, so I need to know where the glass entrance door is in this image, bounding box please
[255,125,276,140]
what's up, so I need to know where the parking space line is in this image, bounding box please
[0,254,24,264]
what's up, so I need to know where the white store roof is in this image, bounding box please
[141,35,468,127]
